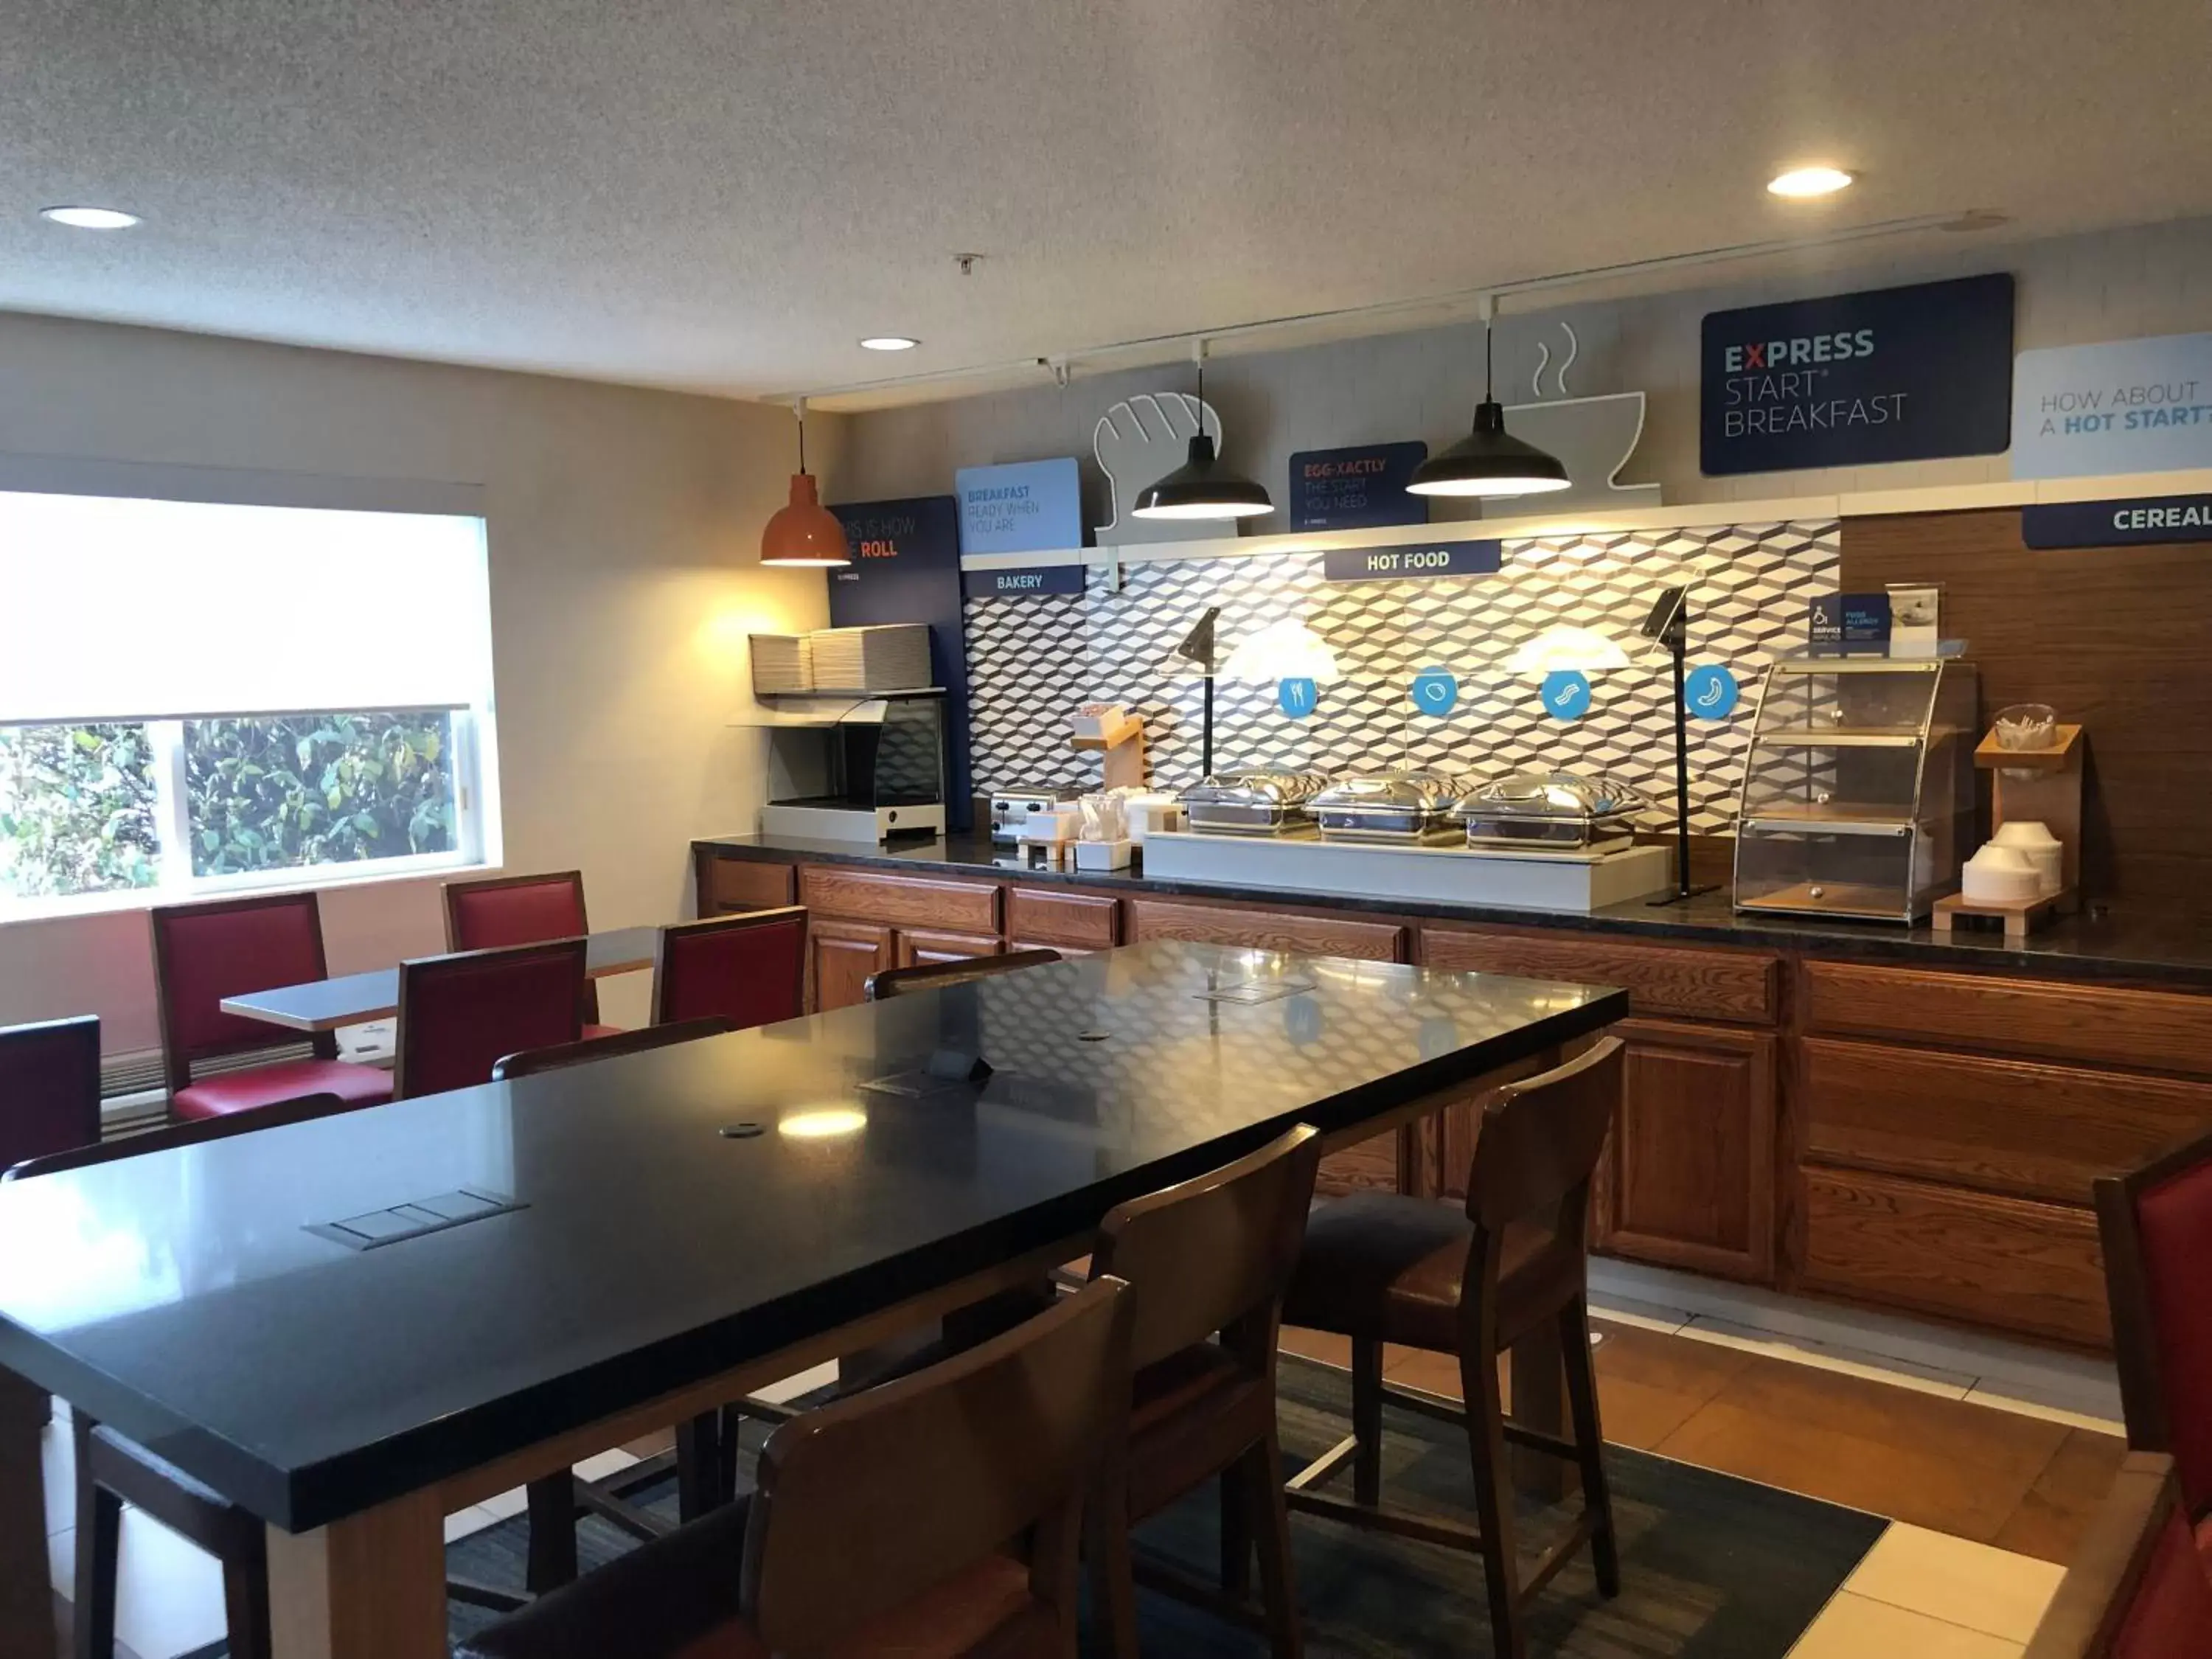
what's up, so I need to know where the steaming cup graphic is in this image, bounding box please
[1093,393,1224,544]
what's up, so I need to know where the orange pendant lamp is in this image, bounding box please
[760,398,850,568]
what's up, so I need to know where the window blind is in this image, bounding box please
[0,491,493,723]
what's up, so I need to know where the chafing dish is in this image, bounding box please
[1454,770,1646,852]
[1307,771,1474,844]
[1182,771,1331,835]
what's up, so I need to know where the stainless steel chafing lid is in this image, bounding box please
[1185,771,1331,806]
[1310,771,1471,814]
[1454,769,1644,819]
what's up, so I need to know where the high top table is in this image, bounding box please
[0,942,1624,1659]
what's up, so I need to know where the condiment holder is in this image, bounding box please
[1934,713,2084,942]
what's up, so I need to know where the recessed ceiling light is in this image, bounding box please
[858,335,919,352]
[1767,167,1854,200]
[40,205,141,230]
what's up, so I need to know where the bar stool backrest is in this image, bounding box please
[741,1276,1134,1652]
[864,948,1063,1001]
[492,1017,735,1081]
[394,939,585,1099]
[1091,1124,1322,1370]
[0,1014,100,1174]
[2023,1452,2212,1658]
[1464,1037,1625,1239]
[5,1092,350,1181]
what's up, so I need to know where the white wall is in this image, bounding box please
[839,215,2212,512]
[0,312,838,1051]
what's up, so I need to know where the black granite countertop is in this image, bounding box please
[697,831,2212,990]
[0,943,1616,1528]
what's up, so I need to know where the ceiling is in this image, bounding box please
[5,1,2210,406]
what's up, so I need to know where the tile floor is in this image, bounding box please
[41,1309,2113,1658]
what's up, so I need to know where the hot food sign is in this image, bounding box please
[1700,273,2014,476]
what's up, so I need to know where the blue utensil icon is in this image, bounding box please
[1278,677,1318,718]
[1683,664,1739,721]
[1540,669,1592,722]
[1409,670,1458,717]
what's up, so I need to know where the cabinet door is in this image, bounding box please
[695,852,797,916]
[895,929,1004,968]
[810,919,893,1012]
[1597,1018,1778,1284]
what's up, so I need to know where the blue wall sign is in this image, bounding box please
[1540,669,1592,722]
[1808,592,1893,650]
[1288,441,1430,530]
[2023,493,2212,549]
[1700,274,2014,476]
[2011,333,2212,479]
[963,563,1085,599]
[1683,664,1740,721]
[828,495,972,829]
[1277,678,1319,718]
[1322,539,1502,583]
[1408,669,1459,717]
[953,458,1083,555]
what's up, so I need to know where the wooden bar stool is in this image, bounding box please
[1085,1124,1324,1659]
[1279,1037,1626,1659]
[455,1276,1136,1659]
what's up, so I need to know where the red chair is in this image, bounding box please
[650,908,807,1032]
[394,939,586,1099]
[150,893,393,1121]
[2024,1453,2212,1658]
[445,870,617,1037]
[2096,1127,2212,1582]
[0,1015,101,1173]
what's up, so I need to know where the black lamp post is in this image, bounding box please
[1173,605,1221,777]
[1641,585,1721,905]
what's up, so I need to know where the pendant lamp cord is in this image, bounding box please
[1479,293,1496,413]
[1194,340,1207,442]
[794,396,809,476]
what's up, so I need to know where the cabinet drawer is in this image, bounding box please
[895,929,1004,968]
[1800,1166,2108,1348]
[1802,960,2212,1076]
[1005,887,1119,950]
[1124,899,1404,961]
[1421,928,1778,1023]
[695,852,796,914]
[1804,1037,2212,1206]
[799,866,1000,934]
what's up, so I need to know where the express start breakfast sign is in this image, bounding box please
[1700,274,2014,476]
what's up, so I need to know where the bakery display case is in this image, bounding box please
[1733,655,1977,923]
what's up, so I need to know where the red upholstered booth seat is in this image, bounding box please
[173,1056,397,1122]
[150,893,392,1125]
[651,909,807,1033]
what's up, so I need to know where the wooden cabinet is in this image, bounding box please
[1597,1019,1778,1283]
[895,929,1004,968]
[694,851,798,915]
[1803,960,2212,1077]
[1420,927,1779,1024]
[1800,1166,2109,1348]
[1803,1036,2212,1207]
[1124,897,1404,961]
[809,919,893,1012]
[1006,888,1119,954]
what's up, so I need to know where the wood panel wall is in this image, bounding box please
[1842,509,2212,914]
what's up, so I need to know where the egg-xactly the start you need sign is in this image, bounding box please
[1700,274,2015,476]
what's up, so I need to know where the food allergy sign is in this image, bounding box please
[1700,274,2014,476]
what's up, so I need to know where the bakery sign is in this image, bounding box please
[1700,274,2015,476]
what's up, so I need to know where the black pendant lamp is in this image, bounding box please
[1133,340,1273,521]
[1408,299,1571,500]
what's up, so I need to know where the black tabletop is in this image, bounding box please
[0,942,1621,1531]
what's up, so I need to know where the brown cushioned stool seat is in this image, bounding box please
[1284,1194,1585,1353]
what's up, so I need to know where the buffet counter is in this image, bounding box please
[693,830,2212,1357]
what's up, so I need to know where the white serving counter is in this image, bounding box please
[1137,831,1672,913]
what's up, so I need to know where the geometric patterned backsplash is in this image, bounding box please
[962,519,1838,835]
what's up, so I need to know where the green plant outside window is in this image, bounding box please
[184,711,456,876]
[0,723,161,897]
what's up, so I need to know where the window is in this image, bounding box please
[0,490,498,915]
